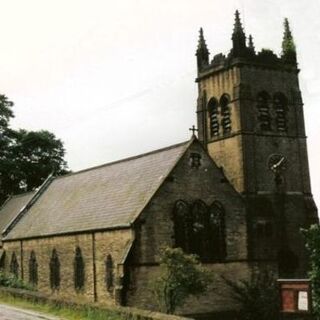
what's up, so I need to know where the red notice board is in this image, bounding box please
[278,279,312,314]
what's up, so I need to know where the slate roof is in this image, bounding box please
[0,191,36,243]
[4,140,192,240]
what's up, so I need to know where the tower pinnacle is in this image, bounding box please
[281,18,297,64]
[248,35,254,50]
[233,10,245,35]
[231,10,246,57]
[196,28,209,70]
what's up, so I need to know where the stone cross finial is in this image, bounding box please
[189,125,198,136]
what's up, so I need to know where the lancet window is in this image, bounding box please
[208,201,226,261]
[10,252,19,277]
[173,200,189,252]
[50,249,60,289]
[0,251,6,270]
[29,251,38,286]
[106,254,114,291]
[74,247,85,290]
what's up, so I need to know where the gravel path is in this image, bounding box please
[0,304,64,320]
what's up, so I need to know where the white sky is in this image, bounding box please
[0,0,319,205]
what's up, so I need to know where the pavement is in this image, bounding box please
[0,304,64,320]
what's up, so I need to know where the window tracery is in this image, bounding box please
[208,201,226,261]
[173,200,189,252]
[172,200,226,262]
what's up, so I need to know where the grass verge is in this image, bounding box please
[0,292,124,320]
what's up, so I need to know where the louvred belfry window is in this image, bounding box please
[74,247,85,290]
[274,93,288,132]
[208,98,219,137]
[106,254,114,291]
[29,251,38,286]
[10,252,19,277]
[220,95,232,134]
[50,249,60,289]
[257,92,271,131]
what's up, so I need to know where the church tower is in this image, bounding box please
[196,11,318,277]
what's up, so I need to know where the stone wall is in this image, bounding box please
[2,228,134,306]
[127,262,251,314]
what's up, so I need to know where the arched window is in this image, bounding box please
[0,251,6,270]
[257,91,271,131]
[191,200,208,258]
[220,95,232,134]
[173,200,189,251]
[105,254,114,291]
[10,252,19,277]
[50,249,60,289]
[74,247,85,290]
[208,201,226,261]
[29,251,38,286]
[172,200,227,262]
[208,98,219,137]
[274,93,288,132]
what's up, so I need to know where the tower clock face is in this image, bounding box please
[267,154,288,173]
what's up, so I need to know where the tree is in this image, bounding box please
[302,224,320,319]
[13,129,68,190]
[0,94,68,204]
[151,247,212,314]
[223,271,280,320]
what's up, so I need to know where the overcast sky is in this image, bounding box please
[0,0,319,205]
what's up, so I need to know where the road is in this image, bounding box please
[0,304,63,320]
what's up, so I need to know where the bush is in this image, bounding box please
[223,271,280,320]
[0,271,33,290]
[302,224,320,319]
[151,247,212,314]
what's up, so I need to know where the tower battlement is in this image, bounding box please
[196,11,298,80]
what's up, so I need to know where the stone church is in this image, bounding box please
[0,11,318,318]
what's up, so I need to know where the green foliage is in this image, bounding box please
[224,271,280,320]
[0,271,33,290]
[0,292,122,319]
[151,247,212,314]
[282,18,296,55]
[0,94,69,204]
[0,94,14,131]
[302,224,320,318]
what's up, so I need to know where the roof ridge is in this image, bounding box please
[55,140,190,180]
